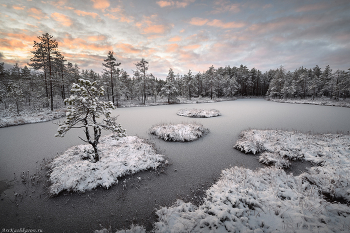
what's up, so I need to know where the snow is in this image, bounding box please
[49,134,165,196]
[0,108,66,128]
[149,123,209,142]
[269,98,350,108]
[177,108,221,118]
[95,225,146,233]
[103,129,350,232]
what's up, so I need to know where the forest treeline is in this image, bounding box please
[1,33,350,114]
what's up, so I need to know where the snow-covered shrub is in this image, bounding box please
[149,123,209,142]
[49,135,164,196]
[177,108,221,118]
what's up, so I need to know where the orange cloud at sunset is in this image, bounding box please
[13,5,25,10]
[60,38,112,51]
[91,0,110,11]
[87,35,107,42]
[190,18,244,29]
[166,43,179,53]
[156,0,195,8]
[143,25,167,34]
[51,12,73,27]
[136,15,171,35]
[183,44,200,50]
[74,10,99,19]
[115,43,141,54]
[168,36,181,42]
[27,8,47,20]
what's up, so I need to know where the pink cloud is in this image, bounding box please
[156,0,195,8]
[183,44,201,50]
[13,5,25,10]
[168,36,182,42]
[74,10,99,19]
[51,12,73,27]
[91,0,110,11]
[189,17,245,29]
[27,8,47,20]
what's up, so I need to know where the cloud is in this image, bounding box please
[60,37,112,51]
[296,3,328,12]
[136,15,173,35]
[189,17,208,26]
[114,43,141,54]
[156,0,195,8]
[91,0,110,11]
[183,44,201,50]
[166,43,179,53]
[13,5,25,10]
[0,52,4,59]
[27,7,47,20]
[87,35,107,41]
[104,6,134,23]
[74,10,100,19]
[51,12,73,27]
[189,17,245,29]
[210,0,240,14]
[168,36,181,42]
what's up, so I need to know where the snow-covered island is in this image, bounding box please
[0,108,66,128]
[149,123,209,142]
[268,98,350,108]
[49,134,165,196]
[177,108,221,118]
[98,129,350,233]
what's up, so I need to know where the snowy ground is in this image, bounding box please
[97,129,350,233]
[0,108,66,128]
[177,108,221,118]
[268,98,350,108]
[149,123,209,142]
[49,134,165,196]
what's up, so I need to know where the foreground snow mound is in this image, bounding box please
[177,108,221,118]
[94,224,146,233]
[150,123,209,142]
[155,167,350,232]
[49,135,165,196]
[235,129,350,202]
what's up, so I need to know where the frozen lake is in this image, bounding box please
[1,99,350,232]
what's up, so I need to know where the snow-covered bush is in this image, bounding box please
[49,135,165,196]
[55,79,126,162]
[149,123,209,142]
[177,108,221,118]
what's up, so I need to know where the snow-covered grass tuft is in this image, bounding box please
[235,129,350,202]
[49,135,165,196]
[177,108,221,118]
[154,166,350,232]
[149,123,209,142]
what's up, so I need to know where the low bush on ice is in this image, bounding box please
[149,123,209,142]
[176,108,221,118]
[49,134,165,196]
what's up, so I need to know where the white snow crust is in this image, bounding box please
[49,135,165,196]
[0,108,66,127]
[177,108,221,118]
[269,98,350,108]
[149,123,209,142]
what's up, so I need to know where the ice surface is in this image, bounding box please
[149,123,209,142]
[177,108,221,118]
[49,135,165,196]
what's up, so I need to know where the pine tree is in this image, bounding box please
[56,79,126,162]
[161,68,178,103]
[102,51,120,105]
[135,58,149,104]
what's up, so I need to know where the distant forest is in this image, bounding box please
[1,33,350,113]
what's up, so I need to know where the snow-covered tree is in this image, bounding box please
[56,79,126,162]
[161,68,178,103]
[102,51,120,105]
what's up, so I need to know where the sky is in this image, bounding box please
[0,0,349,79]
